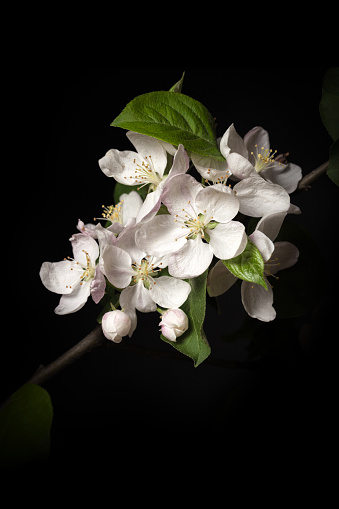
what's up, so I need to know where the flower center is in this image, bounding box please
[131,257,162,289]
[174,201,218,242]
[64,250,95,289]
[125,155,163,189]
[264,256,280,281]
[251,145,278,173]
[101,200,123,224]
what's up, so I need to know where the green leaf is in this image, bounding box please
[169,71,185,93]
[0,383,53,468]
[223,239,267,289]
[327,138,339,187]
[111,91,224,161]
[319,67,339,142]
[161,269,211,367]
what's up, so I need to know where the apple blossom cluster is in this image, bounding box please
[40,124,302,347]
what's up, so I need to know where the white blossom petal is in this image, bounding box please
[54,281,91,315]
[226,152,256,180]
[100,245,134,288]
[261,162,302,194]
[162,174,202,217]
[195,185,239,223]
[268,242,299,274]
[207,260,238,297]
[70,234,99,268]
[98,148,145,185]
[168,236,213,279]
[234,176,290,217]
[118,191,143,224]
[243,126,270,165]
[249,230,275,263]
[135,214,186,257]
[208,221,247,260]
[126,131,167,177]
[256,211,287,242]
[241,279,276,322]
[40,261,75,295]
[150,276,190,309]
[220,123,248,159]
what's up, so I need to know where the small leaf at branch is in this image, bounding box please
[223,239,267,290]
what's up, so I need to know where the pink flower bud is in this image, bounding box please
[102,310,131,343]
[159,308,189,342]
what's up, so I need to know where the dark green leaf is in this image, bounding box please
[0,384,53,468]
[111,91,224,161]
[327,138,339,187]
[161,269,211,367]
[223,239,267,289]
[319,67,339,141]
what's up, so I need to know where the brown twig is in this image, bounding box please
[295,160,329,193]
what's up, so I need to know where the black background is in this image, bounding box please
[6,67,338,463]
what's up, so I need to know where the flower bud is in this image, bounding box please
[159,308,189,342]
[102,310,131,343]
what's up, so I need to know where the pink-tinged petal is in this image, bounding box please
[208,221,247,260]
[90,265,106,304]
[249,230,275,263]
[135,215,186,257]
[207,260,237,297]
[195,185,239,223]
[126,131,167,177]
[234,177,290,217]
[119,287,138,337]
[168,237,213,279]
[54,281,91,315]
[241,279,276,322]
[99,245,134,289]
[150,276,191,309]
[220,123,248,159]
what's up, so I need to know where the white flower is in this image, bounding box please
[136,174,247,279]
[159,308,189,342]
[221,124,302,193]
[99,224,191,337]
[40,234,106,314]
[101,310,131,343]
[99,132,189,223]
[207,212,299,321]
